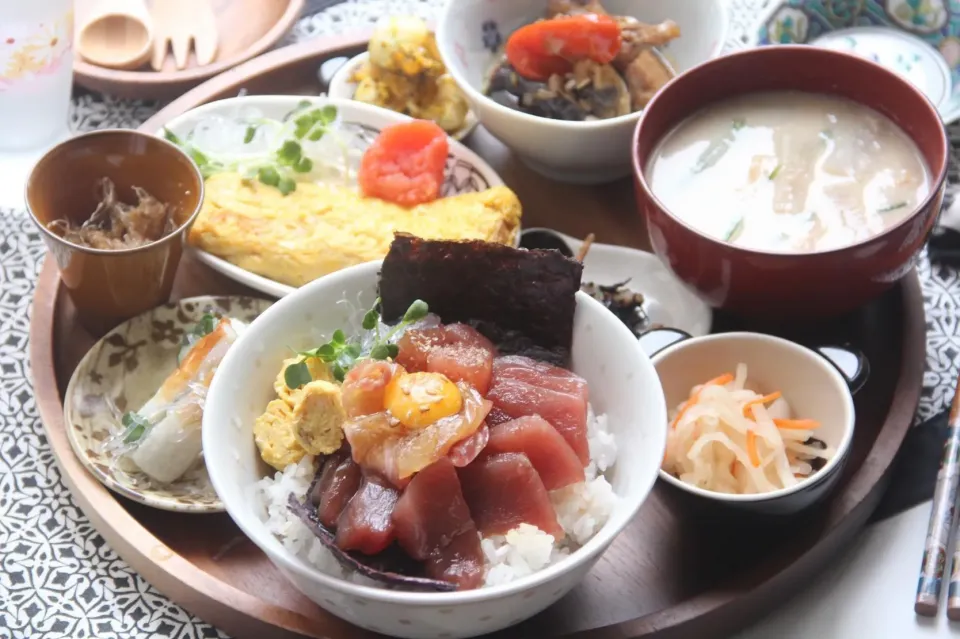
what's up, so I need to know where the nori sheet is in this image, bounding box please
[378,234,583,358]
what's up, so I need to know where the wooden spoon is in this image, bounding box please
[151,0,220,71]
[76,0,154,70]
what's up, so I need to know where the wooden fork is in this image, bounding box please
[150,0,219,71]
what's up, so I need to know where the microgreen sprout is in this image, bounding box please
[283,299,429,389]
[178,312,219,363]
[162,102,342,197]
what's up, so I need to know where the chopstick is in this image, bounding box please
[915,374,960,616]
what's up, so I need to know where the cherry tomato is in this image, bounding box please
[358,119,449,207]
[505,14,622,81]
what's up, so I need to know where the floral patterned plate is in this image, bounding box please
[747,0,960,123]
[150,95,508,299]
[63,296,273,513]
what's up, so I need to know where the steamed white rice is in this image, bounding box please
[255,405,619,588]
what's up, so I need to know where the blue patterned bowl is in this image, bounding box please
[747,0,960,122]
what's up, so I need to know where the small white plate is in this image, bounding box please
[521,228,713,337]
[328,52,480,142]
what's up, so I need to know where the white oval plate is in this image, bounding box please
[147,95,506,299]
[328,52,480,142]
[522,228,712,337]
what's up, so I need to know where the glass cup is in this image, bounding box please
[0,1,74,151]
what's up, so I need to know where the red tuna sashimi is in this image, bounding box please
[487,416,585,490]
[336,472,400,555]
[493,355,589,400]
[312,451,363,528]
[392,458,483,588]
[428,343,494,394]
[457,452,563,539]
[396,327,447,371]
[425,528,484,590]
[448,423,489,467]
[486,378,590,465]
[486,406,513,427]
[398,324,496,391]
[341,360,402,418]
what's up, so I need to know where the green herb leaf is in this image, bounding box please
[189,148,209,168]
[344,343,362,358]
[277,177,297,196]
[362,309,379,330]
[244,125,257,144]
[320,105,338,124]
[768,164,782,180]
[258,166,281,187]
[284,361,313,389]
[163,128,184,145]
[732,118,745,131]
[370,343,391,360]
[724,217,745,242]
[308,127,326,142]
[332,363,346,382]
[316,343,337,361]
[294,157,314,173]
[403,299,429,323]
[332,329,346,344]
[294,115,314,139]
[121,412,151,443]
[277,140,302,165]
[877,201,908,213]
[386,343,399,359]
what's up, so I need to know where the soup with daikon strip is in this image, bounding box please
[646,91,931,253]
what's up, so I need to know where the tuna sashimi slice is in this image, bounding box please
[448,423,489,467]
[336,472,400,555]
[493,355,589,401]
[312,451,363,528]
[425,529,484,590]
[457,452,563,539]
[397,323,496,391]
[392,457,484,590]
[486,378,590,465]
[486,416,585,490]
[427,344,494,394]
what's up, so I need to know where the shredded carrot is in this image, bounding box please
[773,418,821,430]
[746,430,760,467]
[670,372,735,429]
[742,391,782,416]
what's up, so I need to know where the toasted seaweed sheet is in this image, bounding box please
[379,234,583,358]
[286,494,456,592]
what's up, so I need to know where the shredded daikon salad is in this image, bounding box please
[662,363,834,494]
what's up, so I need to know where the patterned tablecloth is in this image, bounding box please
[3,0,960,637]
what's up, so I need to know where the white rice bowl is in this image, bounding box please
[255,405,619,589]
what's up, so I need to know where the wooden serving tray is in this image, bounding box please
[30,32,927,639]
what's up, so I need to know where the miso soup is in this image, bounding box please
[646,91,931,253]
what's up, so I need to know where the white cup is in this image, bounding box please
[0,1,74,151]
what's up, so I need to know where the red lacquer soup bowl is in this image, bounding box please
[632,45,948,319]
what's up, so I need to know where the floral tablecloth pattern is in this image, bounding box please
[4,0,960,637]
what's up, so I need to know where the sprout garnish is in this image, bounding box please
[283,299,429,390]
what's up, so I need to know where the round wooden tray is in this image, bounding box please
[31,32,927,639]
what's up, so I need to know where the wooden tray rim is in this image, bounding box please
[31,30,930,638]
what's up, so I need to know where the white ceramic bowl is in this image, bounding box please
[436,0,729,184]
[645,331,859,515]
[328,52,481,141]
[151,95,505,299]
[202,260,668,639]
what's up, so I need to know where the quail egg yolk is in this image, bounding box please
[384,371,462,429]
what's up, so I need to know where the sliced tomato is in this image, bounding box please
[505,14,622,81]
[358,119,449,207]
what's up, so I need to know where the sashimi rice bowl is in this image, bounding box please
[202,235,667,638]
